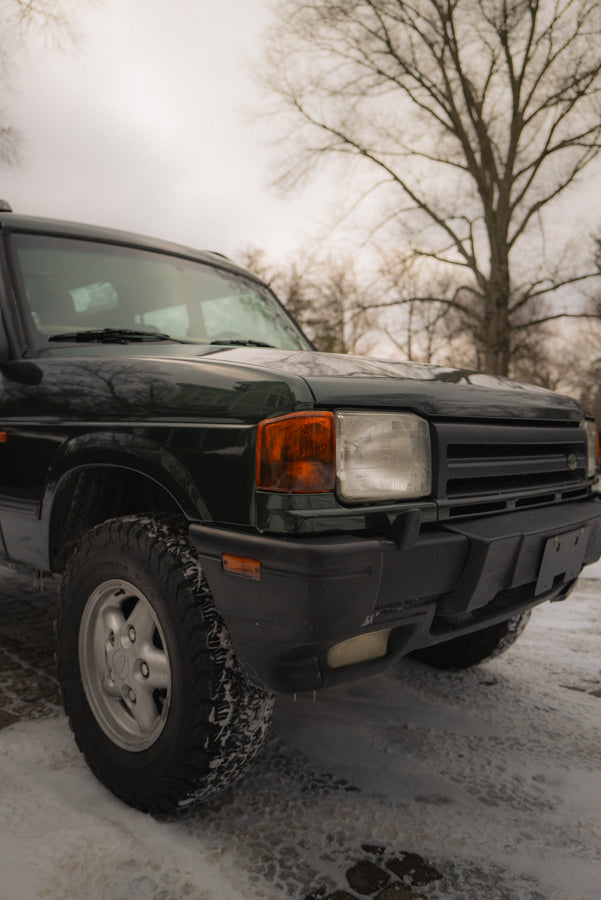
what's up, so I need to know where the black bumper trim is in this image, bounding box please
[189,497,601,693]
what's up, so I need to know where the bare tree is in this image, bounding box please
[260,0,601,376]
[0,0,88,166]
[238,246,378,354]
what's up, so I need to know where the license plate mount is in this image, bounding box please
[535,528,587,596]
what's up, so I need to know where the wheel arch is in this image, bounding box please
[45,431,212,572]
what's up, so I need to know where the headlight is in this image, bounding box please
[335,410,431,501]
[583,419,599,478]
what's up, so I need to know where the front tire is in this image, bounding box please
[57,516,274,814]
[411,611,531,670]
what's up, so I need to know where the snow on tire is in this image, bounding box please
[57,515,274,814]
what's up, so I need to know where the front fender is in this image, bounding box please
[44,430,212,521]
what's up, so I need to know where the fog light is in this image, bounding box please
[327,629,392,669]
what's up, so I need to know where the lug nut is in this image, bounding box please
[140,662,149,678]
[128,626,136,642]
[128,688,136,703]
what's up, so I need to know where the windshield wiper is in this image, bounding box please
[210,338,274,348]
[48,328,182,344]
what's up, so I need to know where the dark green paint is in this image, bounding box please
[0,211,590,572]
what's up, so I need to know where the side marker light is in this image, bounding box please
[222,553,261,580]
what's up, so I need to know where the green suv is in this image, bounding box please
[1,204,599,813]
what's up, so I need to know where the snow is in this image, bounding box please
[1,575,601,899]
[582,558,601,580]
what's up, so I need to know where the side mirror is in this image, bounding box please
[1,361,43,385]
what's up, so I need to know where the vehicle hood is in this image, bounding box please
[213,347,583,421]
[25,344,584,422]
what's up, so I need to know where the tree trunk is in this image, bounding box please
[483,293,511,376]
[482,289,511,376]
[483,229,511,375]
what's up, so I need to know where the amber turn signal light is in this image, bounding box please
[256,411,335,492]
[222,553,261,580]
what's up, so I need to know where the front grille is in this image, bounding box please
[434,421,588,502]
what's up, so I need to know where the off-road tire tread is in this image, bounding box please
[57,515,274,813]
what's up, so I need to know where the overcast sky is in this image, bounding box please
[3,0,599,285]
[3,0,332,263]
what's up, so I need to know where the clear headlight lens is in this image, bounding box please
[335,410,431,501]
[583,419,599,478]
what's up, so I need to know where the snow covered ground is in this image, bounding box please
[1,569,600,900]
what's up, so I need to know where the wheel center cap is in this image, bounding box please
[112,650,129,680]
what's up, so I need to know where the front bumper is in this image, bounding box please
[189,497,601,693]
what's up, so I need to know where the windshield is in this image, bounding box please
[11,234,311,351]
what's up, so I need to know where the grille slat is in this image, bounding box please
[435,421,588,502]
[447,454,584,480]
